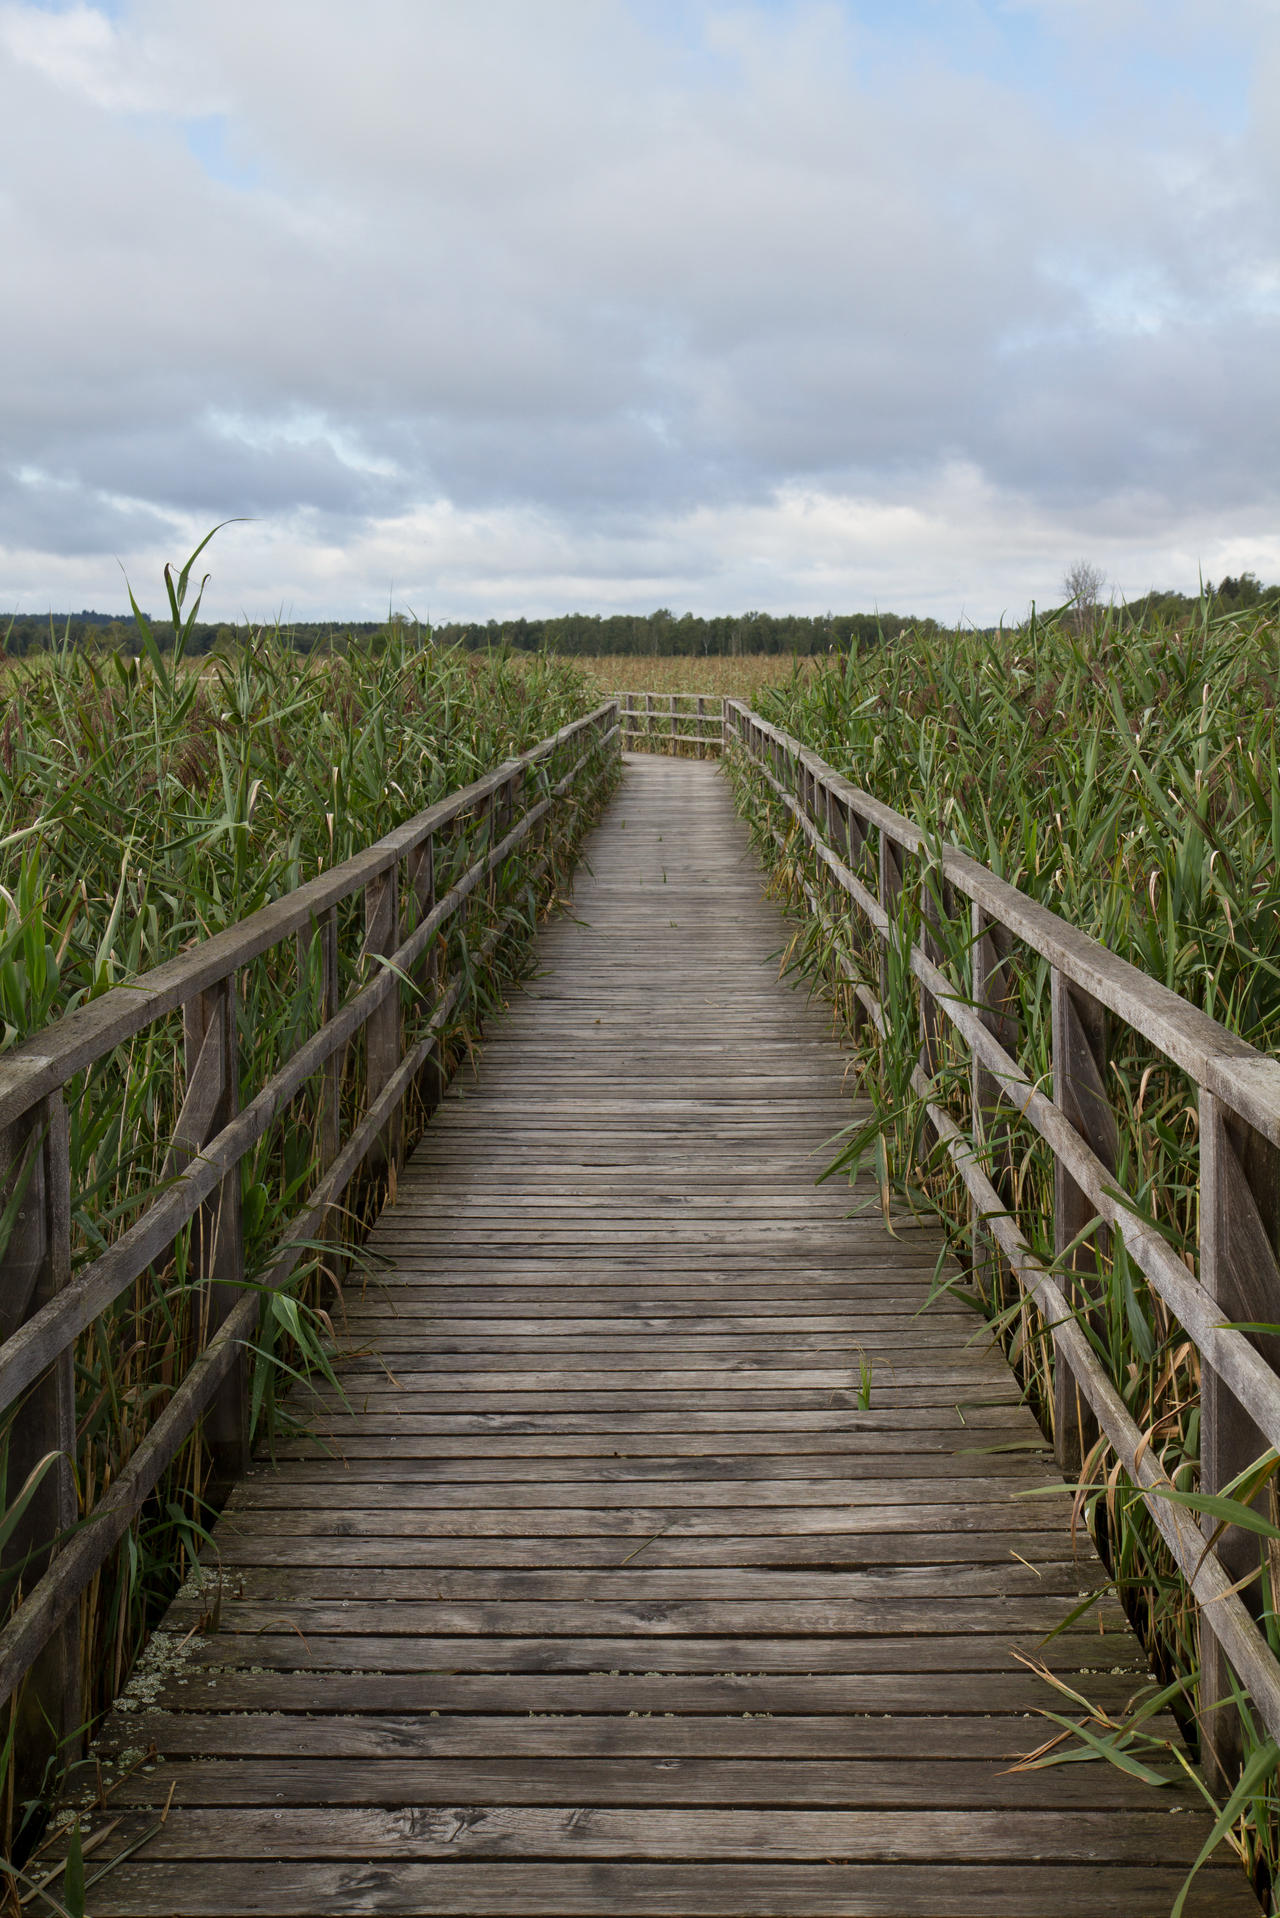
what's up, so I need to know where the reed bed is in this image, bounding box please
[574,653,817,701]
[730,603,1280,1903]
[0,574,601,1855]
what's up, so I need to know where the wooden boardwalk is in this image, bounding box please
[79,757,1255,1915]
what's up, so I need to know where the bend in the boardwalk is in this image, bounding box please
[65,756,1256,1916]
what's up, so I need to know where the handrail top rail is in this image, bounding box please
[725,699,1280,1147]
[613,689,725,701]
[0,703,616,1131]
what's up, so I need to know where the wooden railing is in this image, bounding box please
[614,691,725,755]
[726,698,1280,1786]
[0,701,619,1783]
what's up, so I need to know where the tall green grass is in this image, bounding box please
[733,603,1280,1901]
[0,564,601,1852]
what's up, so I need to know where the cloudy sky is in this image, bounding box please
[1,0,1277,625]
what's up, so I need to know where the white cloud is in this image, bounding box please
[0,0,213,112]
[4,467,1270,627]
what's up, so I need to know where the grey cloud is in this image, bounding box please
[1,0,1277,617]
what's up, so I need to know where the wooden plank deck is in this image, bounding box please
[71,756,1256,1915]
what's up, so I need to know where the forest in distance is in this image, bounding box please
[2,568,1277,658]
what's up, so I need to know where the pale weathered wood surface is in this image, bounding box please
[61,757,1256,1916]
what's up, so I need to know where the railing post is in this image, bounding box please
[184,978,250,1487]
[645,692,655,749]
[318,909,341,1172]
[1050,971,1118,1482]
[670,694,678,755]
[297,911,341,1182]
[407,833,443,1119]
[971,907,1019,1301]
[0,1093,79,1791]
[494,766,519,915]
[878,830,904,1014]
[364,862,402,1175]
[1199,1091,1280,1788]
[696,696,706,760]
[836,796,869,1041]
[917,855,945,1079]
[297,909,343,1284]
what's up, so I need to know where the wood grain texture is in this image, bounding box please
[58,757,1257,1917]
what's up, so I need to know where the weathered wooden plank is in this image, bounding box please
[164,1629,1140,1675]
[219,1491,1069,1527]
[207,1532,1084,1568]
[234,1406,1034,1436]
[224,1448,1049,1481]
[207,1546,1091,1594]
[159,1597,1133,1638]
[62,1859,1257,1917]
[172,1563,1099,1603]
[93,1710,1149,1762]
[122,1671,1142,1718]
[96,1754,1195,1813]
[68,1803,1218,1865]
[215,1474,1057,1509]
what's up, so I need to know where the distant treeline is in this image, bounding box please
[1117,572,1280,624]
[0,607,921,658]
[430,610,925,655]
[2,574,1276,658]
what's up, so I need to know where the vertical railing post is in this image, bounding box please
[837,796,869,1041]
[669,694,678,755]
[645,692,655,749]
[364,861,402,1176]
[917,853,945,1079]
[1199,1091,1280,1788]
[1050,972,1118,1481]
[878,830,904,1014]
[697,696,706,760]
[0,1093,79,1790]
[970,907,1020,1302]
[297,912,341,1184]
[845,801,870,907]
[407,832,443,1120]
[318,909,341,1172]
[494,766,519,919]
[296,909,343,1285]
[184,978,250,1487]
